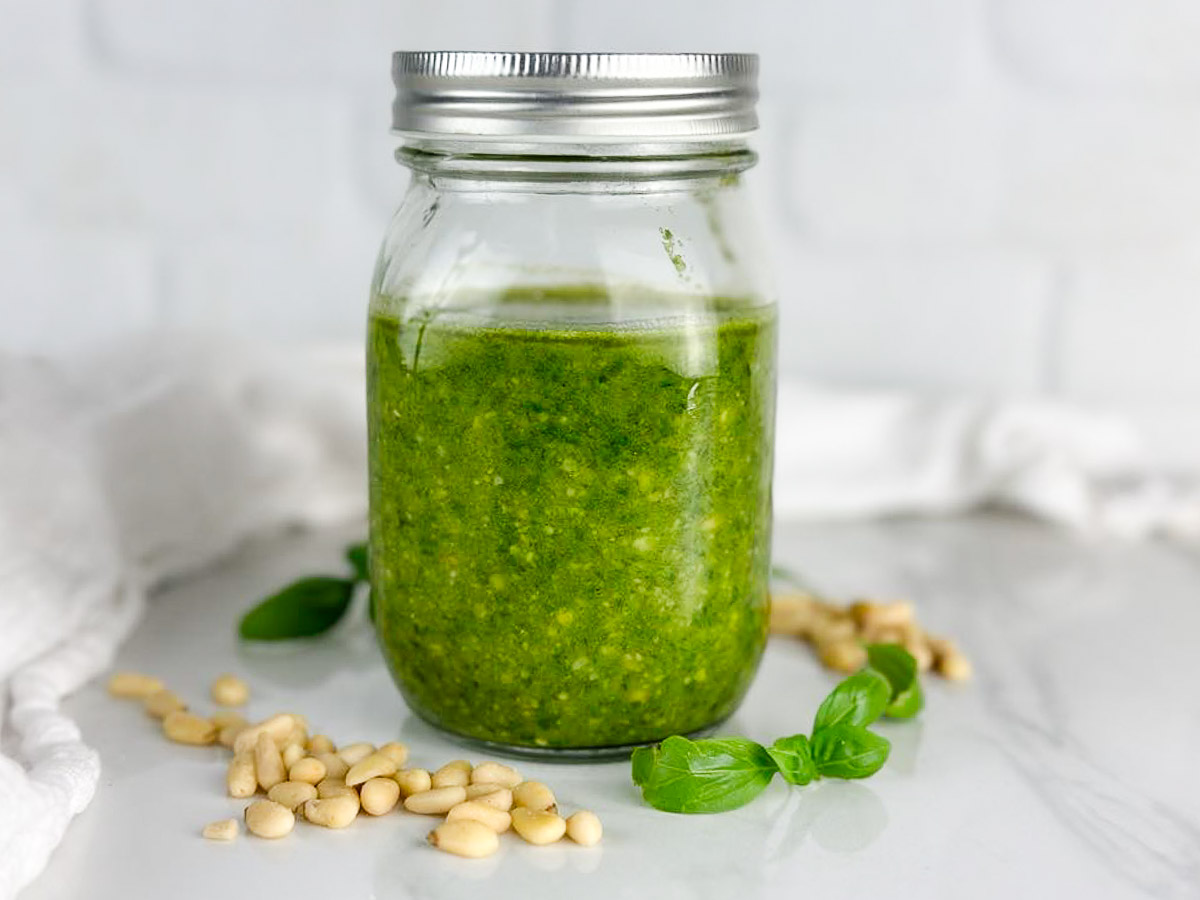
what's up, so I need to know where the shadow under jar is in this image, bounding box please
[368,51,778,758]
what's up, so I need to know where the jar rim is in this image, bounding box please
[393,145,757,184]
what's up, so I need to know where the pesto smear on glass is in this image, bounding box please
[368,287,776,752]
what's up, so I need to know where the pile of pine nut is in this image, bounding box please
[769,593,972,681]
[107,671,602,858]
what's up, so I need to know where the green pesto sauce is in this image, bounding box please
[367,289,776,751]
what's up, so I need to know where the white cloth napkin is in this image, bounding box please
[0,339,366,900]
[773,381,1200,541]
[1,337,1196,898]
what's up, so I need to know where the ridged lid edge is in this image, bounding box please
[392,51,758,81]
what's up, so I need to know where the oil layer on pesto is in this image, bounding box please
[367,288,776,750]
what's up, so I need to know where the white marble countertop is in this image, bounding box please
[22,515,1200,900]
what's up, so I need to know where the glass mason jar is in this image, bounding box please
[368,52,777,757]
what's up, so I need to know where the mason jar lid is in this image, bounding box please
[391,51,758,143]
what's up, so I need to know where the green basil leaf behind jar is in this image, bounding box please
[239,577,356,641]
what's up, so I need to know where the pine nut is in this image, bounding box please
[818,639,866,674]
[163,711,216,745]
[404,786,467,815]
[849,600,914,630]
[470,761,521,787]
[360,777,401,816]
[227,752,257,799]
[345,752,398,786]
[566,810,603,846]
[512,781,556,812]
[940,652,972,681]
[768,592,818,635]
[904,634,934,672]
[304,794,360,828]
[882,601,916,624]
[245,799,294,839]
[511,807,566,845]
[233,714,297,755]
[810,613,857,645]
[211,710,245,730]
[317,777,357,799]
[289,756,327,786]
[446,800,511,833]
[277,723,308,751]
[218,723,246,749]
[281,742,305,770]
[464,783,501,801]
[768,586,969,682]
[470,787,513,812]
[308,734,336,755]
[255,732,286,791]
[315,752,349,780]
[210,673,249,707]
[268,780,318,811]
[395,768,432,798]
[428,820,499,858]
[930,637,972,681]
[860,624,905,645]
[377,742,409,767]
[107,671,164,699]
[431,759,472,788]
[202,818,238,841]
[144,689,186,719]
[337,742,375,766]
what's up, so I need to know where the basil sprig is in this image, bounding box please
[631,644,921,814]
[238,541,370,640]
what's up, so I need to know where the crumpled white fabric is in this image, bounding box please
[0,339,366,900]
[772,381,1200,541]
[1,337,1197,898]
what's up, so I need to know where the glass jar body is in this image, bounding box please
[367,150,777,756]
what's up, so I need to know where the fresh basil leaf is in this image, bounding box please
[883,678,923,719]
[632,735,777,814]
[811,724,891,779]
[239,576,356,641]
[812,669,891,733]
[866,643,924,719]
[865,643,915,694]
[766,734,817,786]
[631,745,658,787]
[345,542,369,583]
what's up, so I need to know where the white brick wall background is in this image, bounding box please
[2,0,1199,466]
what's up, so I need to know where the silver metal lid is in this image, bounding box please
[391,52,758,143]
